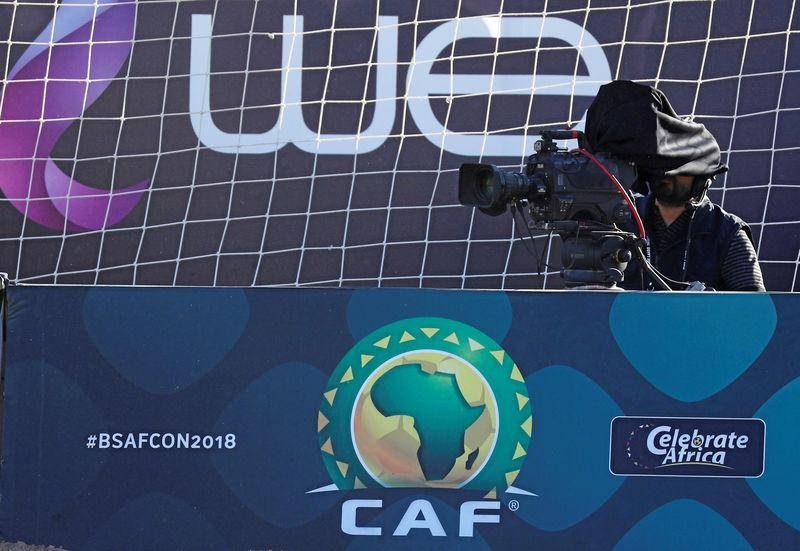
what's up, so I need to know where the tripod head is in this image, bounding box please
[541,221,640,287]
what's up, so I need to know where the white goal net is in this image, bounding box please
[0,0,797,290]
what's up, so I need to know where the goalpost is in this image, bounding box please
[0,0,797,290]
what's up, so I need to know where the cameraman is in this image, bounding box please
[586,80,765,291]
[623,170,765,291]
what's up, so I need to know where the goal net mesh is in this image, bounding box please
[0,0,797,290]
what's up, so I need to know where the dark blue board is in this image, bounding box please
[1,286,799,549]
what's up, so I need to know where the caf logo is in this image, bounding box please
[318,317,532,495]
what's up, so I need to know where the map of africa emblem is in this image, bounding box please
[318,318,532,495]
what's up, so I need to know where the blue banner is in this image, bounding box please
[2,286,800,549]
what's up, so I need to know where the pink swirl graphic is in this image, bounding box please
[0,0,147,231]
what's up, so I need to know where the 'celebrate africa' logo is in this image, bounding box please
[317,317,532,496]
[610,416,766,478]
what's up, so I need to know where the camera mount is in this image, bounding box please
[537,221,639,287]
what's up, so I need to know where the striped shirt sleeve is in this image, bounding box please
[720,229,766,291]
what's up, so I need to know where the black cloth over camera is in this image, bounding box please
[585,80,728,184]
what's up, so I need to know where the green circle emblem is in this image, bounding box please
[318,317,532,494]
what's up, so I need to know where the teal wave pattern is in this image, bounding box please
[510,365,624,530]
[614,499,752,550]
[748,375,800,531]
[610,293,776,402]
[83,288,250,394]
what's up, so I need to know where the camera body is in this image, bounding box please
[458,131,637,229]
[458,130,641,287]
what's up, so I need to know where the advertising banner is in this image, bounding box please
[0,0,797,290]
[1,286,799,549]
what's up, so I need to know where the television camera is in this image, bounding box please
[458,130,654,287]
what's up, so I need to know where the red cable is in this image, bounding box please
[577,148,646,239]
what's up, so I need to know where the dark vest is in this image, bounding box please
[620,195,752,291]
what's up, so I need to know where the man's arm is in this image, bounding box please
[720,229,766,291]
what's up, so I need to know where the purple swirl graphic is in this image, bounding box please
[0,0,147,231]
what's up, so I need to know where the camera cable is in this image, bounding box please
[577,148,646,239]
[511,202,557,275]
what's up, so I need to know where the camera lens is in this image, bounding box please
[476,168,495,201]
[458,163,525,216]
